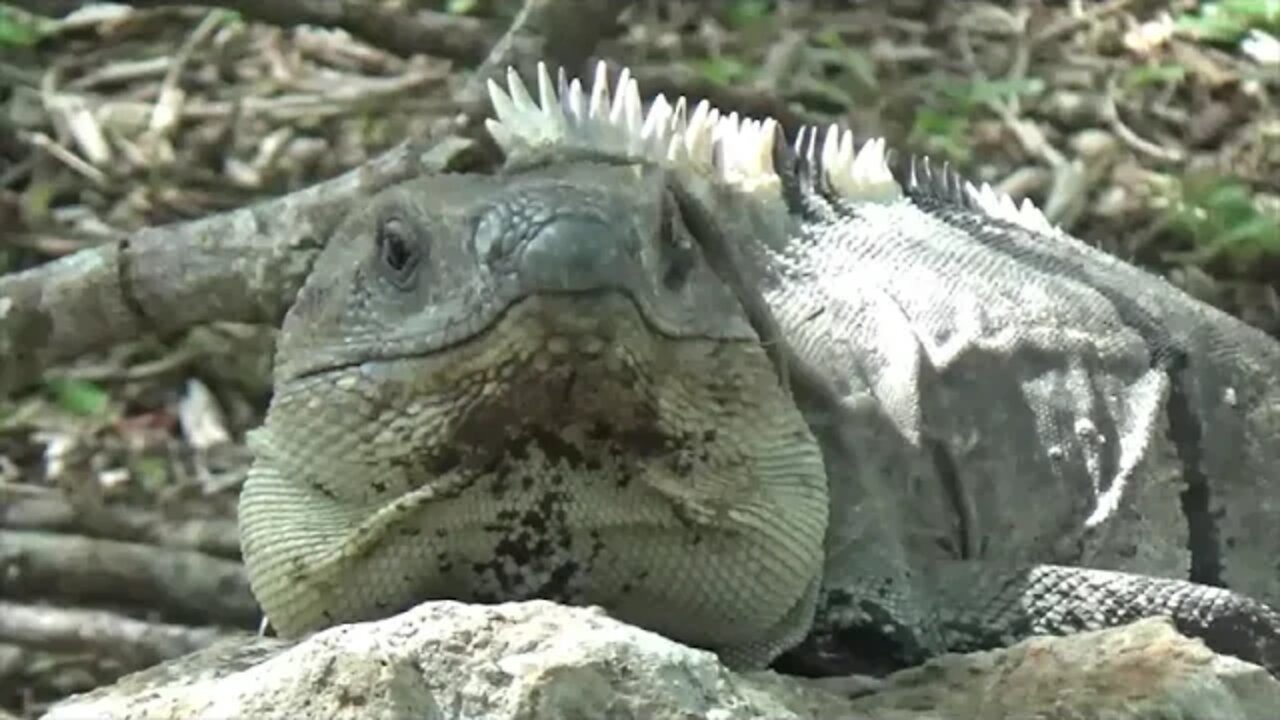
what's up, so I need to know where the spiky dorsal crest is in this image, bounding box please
[899,155,1060,236]
[486,61,783,201]
[486,61,1058,236]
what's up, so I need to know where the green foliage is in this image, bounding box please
[1122,62,1188,88]
[213,8,243,25]
[725,0,772,29]
[1176,0,1280,42]
[43,378,111,417]
[690,0,774,85]
[0,4,50,47]
[813,29,878,93]
[446,0,480,15]
[130,454,172,492]
[909,77,1044,164]
[693,56,754,87]
[1163,174,1280,265]
[955,77,1047,106]
[909,108,973,164]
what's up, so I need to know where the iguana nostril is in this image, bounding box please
[517,217,639,292]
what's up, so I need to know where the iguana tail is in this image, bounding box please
[790,560,1280,678]
[929,561,1280,676]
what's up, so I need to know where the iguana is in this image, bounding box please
[239,62,1280,676]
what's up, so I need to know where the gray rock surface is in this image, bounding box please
[42,603,1280,720]
[847,616,1280,720]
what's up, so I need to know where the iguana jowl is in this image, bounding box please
[240,62,1280,674]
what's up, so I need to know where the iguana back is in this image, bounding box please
[772,144,1280,602]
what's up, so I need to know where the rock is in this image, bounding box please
[41,600,853,720]
[847,616,1280,720]
[42,604,1280,720]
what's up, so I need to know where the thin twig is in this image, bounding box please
[52,344,202,383]
[1101,79,1186,163]
[8,0,499,63]
[147,9,226,137]
[1032,0,1138,46]
[17,131,108,187]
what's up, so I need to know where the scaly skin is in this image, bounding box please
[239,162,829,667]
[239,62,1280,677]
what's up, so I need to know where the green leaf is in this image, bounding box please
[1177,0,1280,42]
[1178,12,1249,41]
[909,108,972,164]
[814,34,879,92]
[950,77,1045,107]
[0,6,45,47]
[726,0,771,29]
[814,29,843,49]
[1221,0,1280,28]
[1204,181,1255,210]
[1164,173,1280,264]
[1218,213,1280,250]
[131,455,171,492]
[213,9,243,26]
[1124,63,1187,88]
[446,0,479,15]
[45,378,111,417]
[692,56,752,87]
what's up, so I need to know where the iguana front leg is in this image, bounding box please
[795,559,1280,677]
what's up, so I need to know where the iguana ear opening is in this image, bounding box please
[666,176,791,394]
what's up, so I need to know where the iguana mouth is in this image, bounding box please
[283,287,748,385]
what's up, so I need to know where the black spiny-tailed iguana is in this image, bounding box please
[239,62,1280,676]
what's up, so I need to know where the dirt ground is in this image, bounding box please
[0,1,1277,716]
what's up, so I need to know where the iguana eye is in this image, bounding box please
[376,216,420,287]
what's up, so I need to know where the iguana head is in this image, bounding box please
[243,63,830,661]
[265,63,817,458]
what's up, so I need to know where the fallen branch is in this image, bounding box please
[0,530,257,627]
[0,601,244,670]
[0,492,241,560]
[0,181,333,395]
[0,133,478,396]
